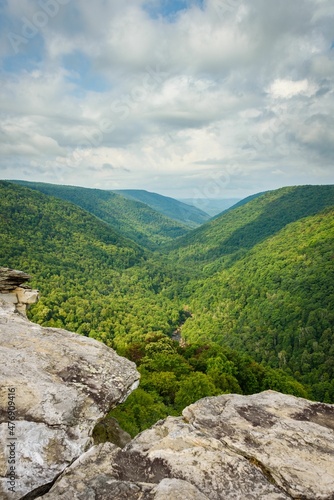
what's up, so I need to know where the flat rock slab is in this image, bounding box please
[45,391,334,499]
[0,298,139,499]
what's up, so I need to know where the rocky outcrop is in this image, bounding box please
[0,267,32,291]
[45,391,334,500]
[0,267,39,315]
[0,295,139,499]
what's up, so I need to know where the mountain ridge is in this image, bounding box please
[9,180,190,249]
[168,185,334,270]
[114,189,211,227]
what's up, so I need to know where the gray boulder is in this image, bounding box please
[45,391,334,499]
[0,297,139,499]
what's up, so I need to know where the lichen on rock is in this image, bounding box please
[45,391,334,499]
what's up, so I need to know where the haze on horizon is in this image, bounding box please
[0,0,334,199]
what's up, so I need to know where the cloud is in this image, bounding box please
[0,0,333,197]
[268,79,318,99]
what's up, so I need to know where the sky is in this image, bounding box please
[0,0,334,199]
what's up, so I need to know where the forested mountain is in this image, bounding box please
[1,181,334,424]
[0,181,143,270]
[114,189,210,227]
[180,206,334,402]
[10,181,189,249]
[169,185,334,273]
[220,192,265,214]
[0,181,180,341]
[0,180,312,434]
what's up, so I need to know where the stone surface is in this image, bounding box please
[0,267,31,292]
[0,267,39,315]
[0,297,139,499]
[183,391,334,499]
[44,391,334,499]
[15,287,39,305]
[92,416,132,448]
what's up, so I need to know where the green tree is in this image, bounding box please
[174,372,219,411]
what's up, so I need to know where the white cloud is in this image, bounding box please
[0,0,333,197]
[268,79,318,99]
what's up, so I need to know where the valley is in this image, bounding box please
[1,180,334,434]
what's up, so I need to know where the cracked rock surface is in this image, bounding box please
[0,298,139,499]
[45,391,334,499]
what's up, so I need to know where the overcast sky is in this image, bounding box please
[0,0,333,199]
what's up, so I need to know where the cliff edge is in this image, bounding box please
[0,269,139,499]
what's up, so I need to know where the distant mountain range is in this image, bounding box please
[179,198,241,217]
[9,181,191,249]
[114,189,210,227]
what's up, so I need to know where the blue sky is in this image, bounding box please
[0,0,334,199]
[144,0,203,18]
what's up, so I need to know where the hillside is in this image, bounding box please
[0,181,143,271]
[0,181,182,340]
[0,181,187,345]
[220,192,265,214]
[115,189,210,227]
[169,185,334,272]
[180,206,334,402]
[10,181,189,249]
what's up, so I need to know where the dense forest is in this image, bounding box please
[179,207,334,402]
[167,185,334,268]
[1,180,334,434]
[11,180,190,249]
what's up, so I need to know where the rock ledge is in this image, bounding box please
[0,282,139,499]
[45,391,334,500]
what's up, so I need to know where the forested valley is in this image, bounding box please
[1,180,333,436]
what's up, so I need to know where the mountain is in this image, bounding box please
[0,181,143,270]
[0,181,185,342]
[114,189,210,227]
[179,197,242,217]
[220,192,265,214]
[180,205,334,401]
[169,185,334,271]
[9,181,190,249]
